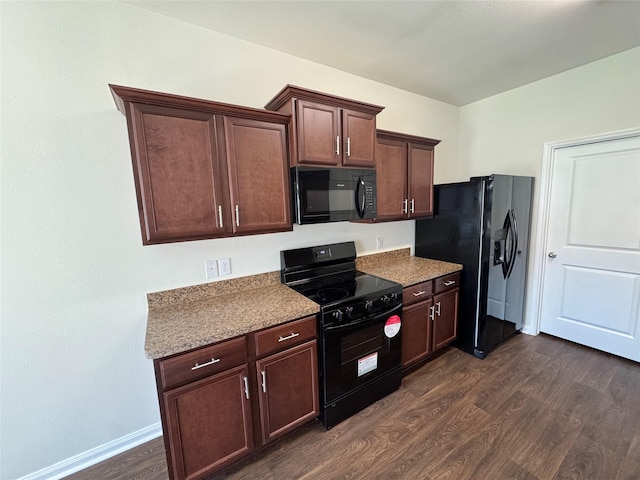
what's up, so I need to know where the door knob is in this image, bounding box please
[548,252,557,258]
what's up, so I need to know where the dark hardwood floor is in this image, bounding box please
[65,333,640,480]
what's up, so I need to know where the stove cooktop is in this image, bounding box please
[289,271,401,307]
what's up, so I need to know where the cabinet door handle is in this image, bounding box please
[336,136,340,156]
[191,357,220,371]
[261,371,267,393]
[243,376,250,399]
[443,280,456,286]
[429,305,435,321]
[410,199,415,213]
[346,137,351,156]
[278,332,300,342]
[403,199,408,214]
[436,301,441,316]
[217,205,223,228]
[412,290,426,297]
[235,204,240,227]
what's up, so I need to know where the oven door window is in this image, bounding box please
[321,307,402,404]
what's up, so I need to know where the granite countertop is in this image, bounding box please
[144,249,462,360]
[356,248,462,287]
[145,272,318,359]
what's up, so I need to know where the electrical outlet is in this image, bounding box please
[205,260,218,279]
[219,258,231,276]
[376,237,383,250]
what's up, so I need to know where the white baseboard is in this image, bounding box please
[18,423,162,480]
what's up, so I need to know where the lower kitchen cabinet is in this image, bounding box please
[401,298,433,367]
[154,316,318,480]
[255,340,318,444]
[401,272,460,371]
[433,288,459,351]
[163,365,254,480]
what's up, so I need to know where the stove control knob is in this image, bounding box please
[364,300,373,311]
[389,292,398,302]
[381,295,391,305]
[344,306,354,318]
[333,309,343,321]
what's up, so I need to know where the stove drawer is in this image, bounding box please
[434,272,460,294]
[158,336,247,391]
[403,280,433,306]
[253,316,317,358]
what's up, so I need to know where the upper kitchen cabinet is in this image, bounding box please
[110,85,292,245]
[265,85,384,168]
[375,130,440,221]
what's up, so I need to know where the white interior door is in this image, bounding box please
[539,134,640,362]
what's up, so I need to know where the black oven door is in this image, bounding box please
[293,167,376,224]
[320,303,402,405]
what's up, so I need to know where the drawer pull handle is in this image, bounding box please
[436,301,441,316]
[412,290,427,297]
[191,357,220,371]
[243,376,250,399]
[261,371,267,393]
[278,332,300,342]
[443,280,456,286]
[429,305,435,321]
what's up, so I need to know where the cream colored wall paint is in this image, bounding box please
[0,2,458,478]
[459,46,640,334]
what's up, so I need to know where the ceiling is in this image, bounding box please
[128,1,640,106]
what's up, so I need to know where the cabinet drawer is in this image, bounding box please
[253,316,317,358]
[403,280,433,306]
[434,272,461,294]
[158,336,247,391]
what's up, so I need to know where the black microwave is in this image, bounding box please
[291,167,377,224]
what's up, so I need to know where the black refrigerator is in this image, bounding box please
[415,174,534,359]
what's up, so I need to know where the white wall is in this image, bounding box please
[0,2,459,478]
[459,46,640,333]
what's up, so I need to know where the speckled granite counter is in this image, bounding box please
[145,272,319,359]
[145,249,461,360]
[356,248,462,287]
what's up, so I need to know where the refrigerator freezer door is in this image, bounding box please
[415,175,533,359]
[415,180,484,356]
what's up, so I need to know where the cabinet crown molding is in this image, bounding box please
[377,129,441,147]
[265,84,384,114]
[109,84,290,124]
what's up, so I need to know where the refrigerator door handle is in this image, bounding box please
[500,212,511,278]
[505,209,519,279]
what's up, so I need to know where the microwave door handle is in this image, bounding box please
[355,178,366,218]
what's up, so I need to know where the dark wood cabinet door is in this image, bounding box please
[407,143,434,219]
[401,299,433,367]
[295,100,340,165]
[130,103,226,244]
[375,137,408,221]
[224,117,292,235]
[342,109,376,167]
[255,340,319,444]
[163,365,254,480]
[433,288,459,351]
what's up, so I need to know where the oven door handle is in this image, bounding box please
[323,303,402,334]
